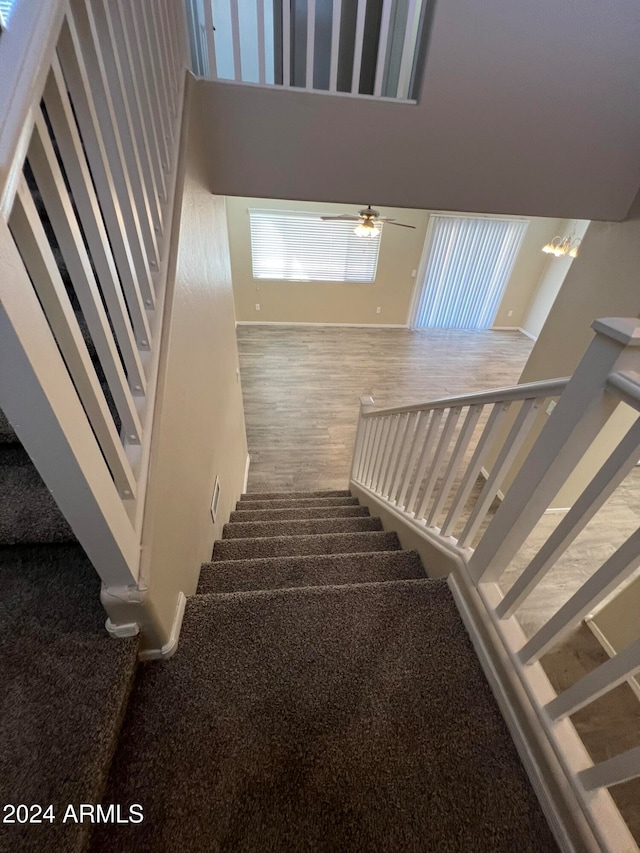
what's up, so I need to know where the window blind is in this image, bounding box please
[413,215,528,330]
[249,210,381,282]
[0,0,15,28]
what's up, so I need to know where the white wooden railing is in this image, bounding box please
[350,317,640,852]
[186,0,431,101]
[0,1,188,596]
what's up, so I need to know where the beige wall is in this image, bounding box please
[486,202,639,508]
[493,217,563,328]
[520,220,590,339]
[138,84,248,649]
[227,197,428,325]
[228,198,565,327]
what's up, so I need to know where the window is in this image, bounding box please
[0,0,15,29]
[412,214,528,330]
[249,210,381,283]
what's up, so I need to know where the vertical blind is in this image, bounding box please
[0,0,14,28]
[413,215,528,330]
[249,210,382,282]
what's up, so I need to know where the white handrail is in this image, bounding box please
[361,376,570,418]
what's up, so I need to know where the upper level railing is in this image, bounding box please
[350,318,640,851]
[186,0,433,101]
[0,0,188,593]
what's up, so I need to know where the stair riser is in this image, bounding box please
[229,506,368,522]
[236,497,359,510]
[240,490,352,501]
[197,550,426,595]
[222,517,382,540]
[212,531,401,561]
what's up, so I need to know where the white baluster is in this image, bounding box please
[396,411,427,509]
[546,637,640,721]
[440,402,508,538]
[329,0,342,92]
[520,527,640,664]
[497,417,640,618]
[579,747,640,792]
[351,0,366,94]
[383,412,409,499]
[459,398,540,549]
[427,404,483,528]
[373,0,392,97]
[416,406,462,522]
[469,319,640,584]
[406,410,443,516]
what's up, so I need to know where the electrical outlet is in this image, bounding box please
[376,307,381,314]
[411,269,417,277]
[507,310,513,317]
[255,303,260,311]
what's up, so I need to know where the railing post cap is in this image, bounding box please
[592,317,640,347]
[360,395,375,409]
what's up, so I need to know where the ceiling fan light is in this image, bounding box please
[354,222,379,238]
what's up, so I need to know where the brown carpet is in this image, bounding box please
[92,578,556,851]
[198,549,426,594]
[0,544,138,853]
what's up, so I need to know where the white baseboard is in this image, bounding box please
[519,327,538,341]
[584,616,640,702]
[139,592,186,661]
[236,321,408,328]
[243,453,251,493]
[490,326,538,341]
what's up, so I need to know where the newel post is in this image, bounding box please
[468,317,640,584]
[350,395,375,483]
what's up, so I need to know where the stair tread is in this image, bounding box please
[212,530,401,561]
[240,489,351,501]
[222,516,382,539]
[0,543,138,853]
[0,447,75,545]
[236,496,360,510]
[93,578,556,853]
[197,549,426,594]
[229,505,369,522]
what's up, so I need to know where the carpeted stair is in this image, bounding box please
[0,406,138,853]
[90,489,558,853]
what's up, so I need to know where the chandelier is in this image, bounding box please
[541,234,581,258]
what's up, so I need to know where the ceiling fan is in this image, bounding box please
[320,205,416,238]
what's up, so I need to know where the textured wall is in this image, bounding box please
[141,83,248,646]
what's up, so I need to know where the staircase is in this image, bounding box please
[85,489,555,852]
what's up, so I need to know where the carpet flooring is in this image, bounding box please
[92,491,557,853]
[0,407,139,853]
